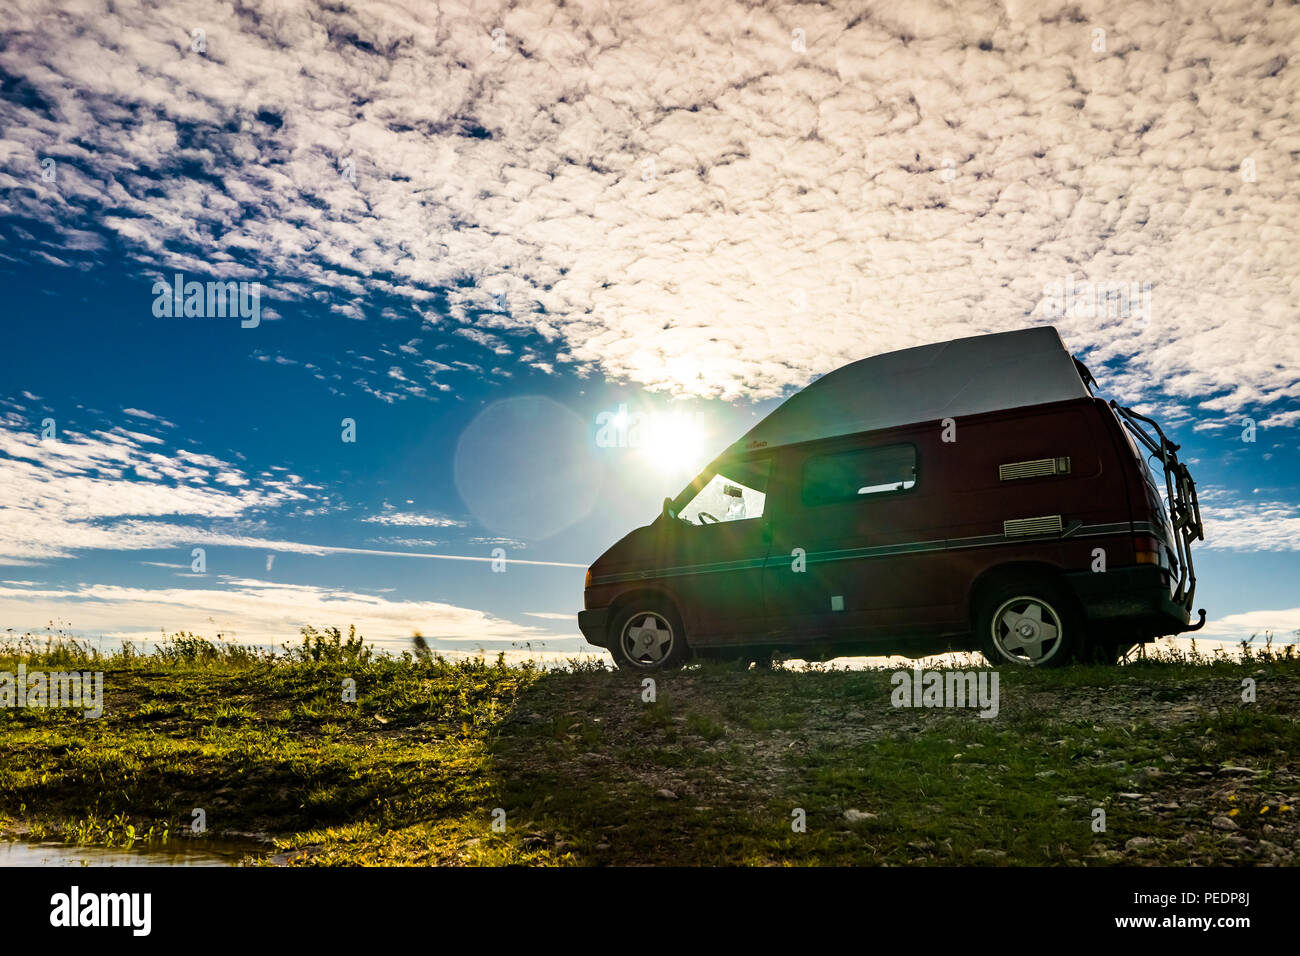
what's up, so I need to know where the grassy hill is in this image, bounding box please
[1,628,1296,865]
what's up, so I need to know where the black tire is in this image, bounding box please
[976,577,1082,668]
[608,601,689,672]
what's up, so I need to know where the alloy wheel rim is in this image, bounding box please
[991,596,1064,665]
[621,612,674,666]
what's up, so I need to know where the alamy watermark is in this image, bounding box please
[1040,273,1153,326]
[594,403,705,449]
[50,886,150,936]
[891,665,999,718]
[0,663,103,718]
[151,272,261,328]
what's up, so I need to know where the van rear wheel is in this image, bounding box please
[609,603,688,672]
[977,580,1081,668]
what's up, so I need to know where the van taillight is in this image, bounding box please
[1134,535,1160,565]
[584,569,593,588]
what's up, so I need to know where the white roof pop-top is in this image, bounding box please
[729,326,1091,453]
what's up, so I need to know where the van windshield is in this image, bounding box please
[674,458,770,526]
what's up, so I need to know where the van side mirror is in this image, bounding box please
[662,497,675,520]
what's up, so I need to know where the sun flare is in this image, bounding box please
[636,409,711,476]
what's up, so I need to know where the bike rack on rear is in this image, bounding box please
[1109,401,1207,631]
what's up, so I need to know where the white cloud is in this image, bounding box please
[1196,607,1300,641]
[368,537,442,549]
[0,0,1293,417]
[360,511,468,528]
[469,536,529,549]
[1259,409,1300,428]
[121,408,175,427]
[0,417,315,564]
[0,411,591,569]
[1199,495,1300,552]
[0,578,555,651]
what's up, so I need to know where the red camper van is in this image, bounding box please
[578,327,1206,670]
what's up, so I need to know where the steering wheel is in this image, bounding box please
[697,511,719,525]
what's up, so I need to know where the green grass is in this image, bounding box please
[1,628,1297,865]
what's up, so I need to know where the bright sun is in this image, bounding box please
[637,410,710,475]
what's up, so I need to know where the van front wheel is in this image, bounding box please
[977,582,1081,668]
[609,603,688,672]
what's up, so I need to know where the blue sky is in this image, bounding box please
[0,0,1297,659]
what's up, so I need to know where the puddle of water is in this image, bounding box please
[0,837,262,867]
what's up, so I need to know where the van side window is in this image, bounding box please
[802,445,917,506]
[677,458,771,526]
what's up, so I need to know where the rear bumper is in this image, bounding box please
[577,607,611,647]
[1064,565,1191,634]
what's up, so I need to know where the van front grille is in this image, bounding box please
[999,457,1071,480]
[1003,515,1064,537]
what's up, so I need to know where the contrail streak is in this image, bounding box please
[341,547,587,568]
[248,540,587,568]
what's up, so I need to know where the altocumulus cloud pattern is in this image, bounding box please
[1,0,1297,411]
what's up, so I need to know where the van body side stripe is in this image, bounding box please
[588,521,1139,586]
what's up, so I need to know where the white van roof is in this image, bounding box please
[730,326,1090,452]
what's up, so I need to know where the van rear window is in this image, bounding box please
[802,444,917,506]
